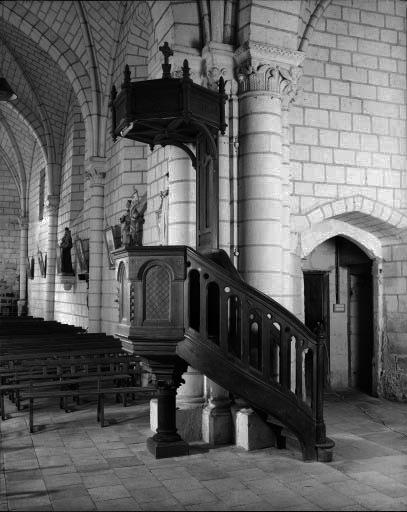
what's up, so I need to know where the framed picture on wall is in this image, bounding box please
[37,251,46,278]
[104,227,117,269]
[74,238,88,274]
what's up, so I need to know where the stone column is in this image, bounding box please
[232,42,304,449]
[44,195,60,321]
[200,45,236,445]
[17,215,29,316]
[85,157,106,333]
[235,43,304,302]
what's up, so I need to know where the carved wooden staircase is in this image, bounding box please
[113,246,334,462]
[179,248,334,461]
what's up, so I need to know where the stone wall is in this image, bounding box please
[0,163,20,293]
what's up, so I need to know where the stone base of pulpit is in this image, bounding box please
[147,436,189,459]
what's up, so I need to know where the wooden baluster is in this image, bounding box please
[219,288,228,354]
[280,326,291,390]
[241,297,249,367]
[200,271,207,340]
[295,339,303,401]
[263,313,271,381]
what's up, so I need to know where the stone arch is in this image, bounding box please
[294,195,407,236]
[298,0,333,53]
[0,3,93,151]
[300,219,383,260]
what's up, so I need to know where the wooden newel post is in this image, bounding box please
[315,322,326,443]
[314,322,335,462]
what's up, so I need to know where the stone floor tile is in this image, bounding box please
[5,459,39,471]
[305,489,360,510]
[5,469,43,482]
[172,488,219,506]
[213,489,263,507]
[121,476,162,491]
[139,498,186,510]
[94,497,142,510]
[162,477,204,493]
[43,472,82,490]
[81,469,122,489]
[114,465,151,480]
[202,478,245,493]
[150,466,190,480]
[354,492,407,510]
[48,484,90,502]
[185,504,232,511]
[107,456,143,468]
[51,495,96,511]
[88,484,131,501]
[227,467,269,481]
[5,478,47,494]
[41,465,78,477]
[8,495,52,510]
[37,455,72,468]
[132,485,175,503]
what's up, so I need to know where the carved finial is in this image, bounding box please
[182,59,191,81]
[218,76,225,95]
[110,84,117,102]
[159,42,173,79]
[122,64,131,88]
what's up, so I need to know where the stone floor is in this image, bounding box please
[1,390,407,511]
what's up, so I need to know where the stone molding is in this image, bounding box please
[234,41,305,69]
[85,156,106,187]
[234,42,304,103]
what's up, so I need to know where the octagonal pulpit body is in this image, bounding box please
[114,78,223,145]
[112,246,187,356]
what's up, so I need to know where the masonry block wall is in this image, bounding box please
[0,164,19,292]
[290,0,407,399]
[27,143,49,318]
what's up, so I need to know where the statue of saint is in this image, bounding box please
[59,227,74,274]
[120,200,132,246]
[120,190,147,247]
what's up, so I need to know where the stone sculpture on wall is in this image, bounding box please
[59,227,74,275]
[156,175,169,245]
[120,189,147,247]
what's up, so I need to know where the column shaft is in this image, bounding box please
[17,217,28,315]
[238,92,284,299]
[86,160,106,333]
[44,196,59,321]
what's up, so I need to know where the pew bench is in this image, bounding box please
[25,383,157,432]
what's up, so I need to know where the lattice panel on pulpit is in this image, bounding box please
[145,265,170,321]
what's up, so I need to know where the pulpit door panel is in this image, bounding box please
[196,134,219,253]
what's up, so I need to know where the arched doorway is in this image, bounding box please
[302,236,373,394]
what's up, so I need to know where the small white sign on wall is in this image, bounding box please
[333,303,345,313]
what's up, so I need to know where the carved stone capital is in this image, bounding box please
[44,195,59,216]
[234,42,304,103]
[201,43,237,95]
[85,156,106,187]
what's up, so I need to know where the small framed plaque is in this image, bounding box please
[333,303,345,313]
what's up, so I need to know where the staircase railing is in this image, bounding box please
[179,247,333,461]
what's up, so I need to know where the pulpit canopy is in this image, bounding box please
[109,43,227,166]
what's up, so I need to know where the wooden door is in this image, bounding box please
[196,134,219,253]
[304,271,330,387]
[348,267,373,393]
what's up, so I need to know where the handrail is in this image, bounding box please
[182,247,332,460]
